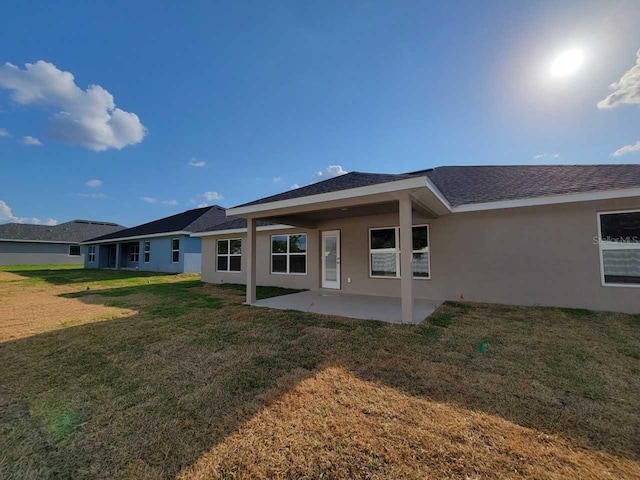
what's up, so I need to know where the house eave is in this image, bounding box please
[0,239,78,244]
[227,176,452,217]
[191,224,294,237]
[451,187,640,213]
[80,230,192,245]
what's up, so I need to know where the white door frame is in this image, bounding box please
[321,230,341,289]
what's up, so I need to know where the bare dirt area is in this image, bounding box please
[0,270,134,342]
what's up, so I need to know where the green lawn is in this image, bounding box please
[0,266,638,479]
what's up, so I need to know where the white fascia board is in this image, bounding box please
[191,224,294,237]
[452,187,640,213]
[424,176,453,210]
[226,176,446,216]
[80,231,191,245]
[0,239,76,244]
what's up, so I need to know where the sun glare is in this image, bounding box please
[550,49,585,77]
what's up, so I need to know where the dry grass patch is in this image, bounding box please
[180,367,640,480]
[0,271,134,342]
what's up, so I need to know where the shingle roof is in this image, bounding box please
[0,220,124,243]
[236,172,413,208]
[421,165,640,206]
[86,206,227,242]
[233,164,640,209]
[196,218,277,234]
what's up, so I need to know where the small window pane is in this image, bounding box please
[217,240,229,254]
[603,249,640,284]
[371,252,397,277]
[272,254,287,273]
[144,252,150,263]
[413,252,429,277]
[229,256,241,272]
[412,226,428,251]
[69,245,81,256]
[172,239,180,250]
[289,234,307,253]
[272,236,288,253]
[371,229,396,250]
[230,239,242,254]
[217,256,228,271]
[600,212,640,243]
[172,251,179,263]
[289,254,306,273]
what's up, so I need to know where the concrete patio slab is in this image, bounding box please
[254,290,443,324]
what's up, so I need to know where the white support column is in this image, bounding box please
[399,192,413,323]
[246,217,257,305]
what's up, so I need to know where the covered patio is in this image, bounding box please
[255,290,443,324]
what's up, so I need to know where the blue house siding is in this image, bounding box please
[1,241,84,265]
[84,235,203,274]
[183,236,202,273]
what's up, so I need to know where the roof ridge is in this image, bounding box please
[430,164,640,168]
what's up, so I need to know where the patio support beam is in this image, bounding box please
[246,217,257,305]
[265,216,317,229]
[115,242,121,270]
[399,192,413,323]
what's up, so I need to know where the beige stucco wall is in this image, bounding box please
[201,197,640,313]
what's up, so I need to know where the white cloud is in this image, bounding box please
[0,199,57,225]
[0,128,9,137]
[272,176,282,183]
[290,183,301,190]
[202,191,223,201]
[0,61,146,151]
[311,165,348,183]
[143,197,178,205]
[197,203,208,208]
[611,140,640,157]
[86,179,102,188]
[0,200,12,220]
[77,193,106,199]
[598,50,640,109]
[22,135,42,146]
[533,153,560,159]
[189,158,205,167]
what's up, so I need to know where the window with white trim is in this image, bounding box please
[130,244,140,263]
[369,225,430,279]
[598,210,640,286]
[88,246,96,262]
[171,238,180,263]
[217,238,242,272]
[69,245,81,256]
[144,241,151,263]
[271,234,307,274]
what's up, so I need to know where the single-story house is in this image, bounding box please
[82,206,226,273]
[0,220,124,265]
[193,165,640,319]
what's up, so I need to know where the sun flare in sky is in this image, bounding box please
[550,48,585,76]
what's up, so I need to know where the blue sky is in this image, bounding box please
[1,0,639,227]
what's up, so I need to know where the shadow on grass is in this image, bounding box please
[1,271,639,479]
[2,266,168,285]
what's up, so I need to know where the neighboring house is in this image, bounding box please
[0,220,124,266]
[194,165,640,318]
[82,206,227,273]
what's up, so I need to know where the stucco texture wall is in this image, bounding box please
[201,198,640,313]
[0,242,83,265]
